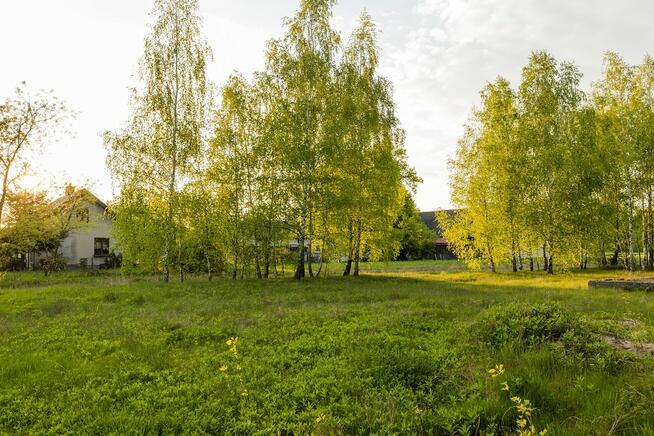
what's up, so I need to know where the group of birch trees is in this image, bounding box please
[442,51,654,273]
[106,0,415,281]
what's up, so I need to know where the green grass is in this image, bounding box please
[1,263,653,434]
[359,259,467,273]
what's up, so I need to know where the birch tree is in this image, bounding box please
[106,0,212,281]
[593,52,639,271]
[210,75,255,280]
[634,56,654,270]
[265,0,340,280]
[338,12,414,276]
[0,83,67,225]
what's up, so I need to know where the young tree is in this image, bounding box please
[393,190,436,261]
[180,177,223,280]
[443,124,505,272]
[264,0,340,280]
[106,0,212,281]
[0,83,67,225]
[337,12,415,276]
[0,189,57,270]
[210,75,255,280]
[443,78,521,272]
[593,52,639,271]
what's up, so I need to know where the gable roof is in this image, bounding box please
[420,210,458,236]
[53,188,108,211]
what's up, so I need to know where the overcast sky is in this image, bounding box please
[1,0,653,210]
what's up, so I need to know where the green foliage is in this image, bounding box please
[394,190,437,260]
[445,50,654,273]
[474,302,632,372]
[105,0,414,282]
[105,0,212,281]
[475,303,582,347]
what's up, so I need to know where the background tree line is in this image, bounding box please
[441,51,654,274]
[105,0,420,281]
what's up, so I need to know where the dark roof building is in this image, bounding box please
[419,210,457,235]
[420,210,458,260]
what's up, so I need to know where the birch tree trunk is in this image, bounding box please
[629,196,635,272]
[353,220,362,276]
[343,219,354,276]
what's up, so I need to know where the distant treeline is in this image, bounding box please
[105,0,419,281]
[440,51,654,273]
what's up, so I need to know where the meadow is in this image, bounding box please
[1,263,653,434]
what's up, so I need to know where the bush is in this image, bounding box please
[472,303,632,372]
[129,295,146,306]
[40,254,66,275]
[101,251,122,269]
[103,292,119,303]
[474,303,578,347]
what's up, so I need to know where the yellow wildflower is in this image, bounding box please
[219,365,228,372]
[501,382,510,391]
[517,418,527,428]
[488,364,505,378]
[517,401,533,416]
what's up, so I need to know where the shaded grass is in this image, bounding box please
[0,263,653,434]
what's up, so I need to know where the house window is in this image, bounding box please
[77,207,89,222]
[94,238,110,257]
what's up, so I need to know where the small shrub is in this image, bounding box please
[130,295,146,306]
[39,255,66,276]
[42,299,73,317]
[474,303,577,347]
[353,335,460,392]
[103,292,119,303]
[473,303,632,371]
[101,251,122,269]
[164,327,224,347]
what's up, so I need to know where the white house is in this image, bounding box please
[60,190,115,268]
[26,189,116,269]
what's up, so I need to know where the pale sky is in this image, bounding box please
[1,0,653,211]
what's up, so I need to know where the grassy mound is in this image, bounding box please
[473,302,634,373]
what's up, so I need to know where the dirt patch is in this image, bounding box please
[618,318,643,329]
[601,335,654,357]
[589,278,654,291]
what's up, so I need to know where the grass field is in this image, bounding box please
[1,263,653,434]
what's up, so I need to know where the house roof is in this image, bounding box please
[53,188,108,210]
[419,209,457,236]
